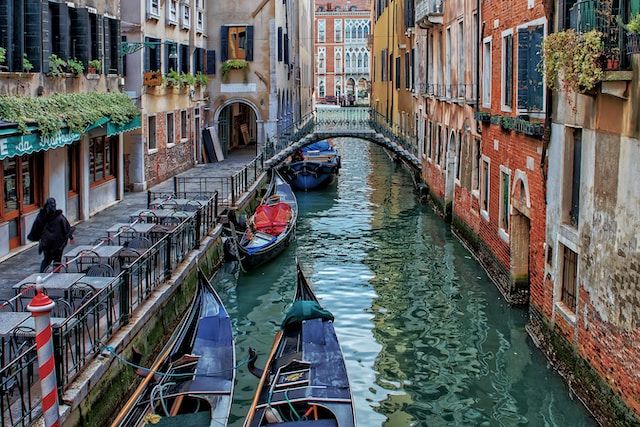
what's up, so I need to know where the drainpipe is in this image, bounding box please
[475,0,482,113]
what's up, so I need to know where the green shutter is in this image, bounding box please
[517,29,529,110]
[220,26,228,61]
[528,26,544,111]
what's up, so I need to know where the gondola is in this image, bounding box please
[227,170,298,270]
[280,140,341,191]
[112,270,235,427]
[244,264,356,427]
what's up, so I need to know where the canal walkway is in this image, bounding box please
[0,148,257,300]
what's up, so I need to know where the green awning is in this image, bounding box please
[0,115,141,160]
[107,115,141,136]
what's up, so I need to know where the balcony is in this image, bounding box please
[415,0,444,28]
[569,0,630,71]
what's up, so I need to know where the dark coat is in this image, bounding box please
[27,209,74,254]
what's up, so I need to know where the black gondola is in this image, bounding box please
[112,270,235,427]
[227,170,298,270]
[244,265,356,427]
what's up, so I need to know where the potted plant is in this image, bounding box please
[88,59,102,74]
[0,47,6,71]
[22,54,33,72]
[48,54,67,77]
[221,59,249,83]
[67,58,84,76]
[180,72,196,88]
[195,71,208,87]
[164,69,181,87]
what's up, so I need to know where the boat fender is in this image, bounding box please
[247,347,264,378]
[264,406,284,423]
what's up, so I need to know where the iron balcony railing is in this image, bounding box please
[569,0,630,70]
[418,83,478,103]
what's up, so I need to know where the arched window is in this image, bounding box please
[345,52,351,70]
[318,51,325,72]
[335,51,342,72]
[350,5,357,11]
[363,26,369,38]
[351,27,357,39]
[363,52,369,70]
[357,52,363,68]
[319,78,326,97]
[357,26,364,39]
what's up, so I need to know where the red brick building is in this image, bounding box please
[314,0,371,105]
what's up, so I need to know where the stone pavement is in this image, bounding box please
[0,148,257,300]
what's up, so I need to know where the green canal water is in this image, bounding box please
[215,139,595,426]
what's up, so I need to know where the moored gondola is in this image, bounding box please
[244,265,356,427]
[280,140,341,191]
[111,270,235,427]
[227,170,298,270]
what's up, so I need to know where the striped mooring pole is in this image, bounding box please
[27,278,60,427]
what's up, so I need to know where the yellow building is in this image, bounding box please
[371,0,415,138]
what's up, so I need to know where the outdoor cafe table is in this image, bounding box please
[106,222,157,239]
[149,198,203,210]
[62,245,124,271]
[13,273,86,299]
[129,209,192,224]
[0,312,66,337]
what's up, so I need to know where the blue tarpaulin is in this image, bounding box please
[302,140,334,153]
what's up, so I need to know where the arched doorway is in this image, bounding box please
[217,102,258,157]
[346,78,356,105]
[357,78,368,105]
[511,173,532,293]
[444,131,457,220]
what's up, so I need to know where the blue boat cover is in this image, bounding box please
[302,140,334,153]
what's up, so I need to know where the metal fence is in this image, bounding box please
[0,193,219,427]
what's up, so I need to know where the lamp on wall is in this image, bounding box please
[169,44,178,60]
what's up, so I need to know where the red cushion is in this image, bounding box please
[253,202,292,235]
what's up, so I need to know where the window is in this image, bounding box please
[148,0,160,18]
[66,143,80,195]
[317,48,326,73]
[502,32,514,109]
[499,169,510,230]
[179,44,189,73]
[167,112,175,145]
[395,57,401,90]
[517,25,544,111]
[181,110,188,140]
[318,78,326,97]
[458,21,464,87]
[318,20,326,42]
[335,77,342,98]
[481,158,490,212]
[335,20,343,42]
[197,9,204,32]
[473,13,479,98]
[105,18,121,75]
[472,138,481,191]
[482,38,492,106]
[405,52,410,89]
[221,26,254,61]
[435,125,442,165]
[427,122,432,158]
[560,245,578,312]
[181,3,191,29]
[145,37,162,72]
[566,127,582,227]
[168,0,178,24]
[446,28,451,96]
[165,42,178,73]
[456,134,463,180]
[278,27,283,62]
[346,52,352,72]
[89,136,117,185]
[335,48,342,73]
[148,116,157,150]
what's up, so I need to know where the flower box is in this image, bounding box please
[474,111,491,123]
[513,118,544,138]
[143,71,163,86]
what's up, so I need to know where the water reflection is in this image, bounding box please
[215,139,594,426]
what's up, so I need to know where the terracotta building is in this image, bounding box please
[314,0,372,105]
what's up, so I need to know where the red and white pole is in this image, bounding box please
[27,278,60,427]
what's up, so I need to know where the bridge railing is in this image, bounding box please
[369,110,420,160]
[315,107,372,131]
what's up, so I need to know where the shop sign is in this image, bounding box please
[0,129,81,160]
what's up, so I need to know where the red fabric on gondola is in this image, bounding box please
[253,202,292,236]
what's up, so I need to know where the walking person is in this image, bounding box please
[27,198,75,273]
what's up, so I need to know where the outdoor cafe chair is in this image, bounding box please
[69,282,97,311]
[85,263,115,278]
[16,284,40,311]
[0,300,14,313]
[126,236,152,251]
[138,210,159,224]
[183,200,204,212]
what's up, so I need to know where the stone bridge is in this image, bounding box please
[264,107,421,170]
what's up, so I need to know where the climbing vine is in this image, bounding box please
[542,30,604,93]
[0,92,139,136]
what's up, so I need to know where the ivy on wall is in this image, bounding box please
[0,92,139,136]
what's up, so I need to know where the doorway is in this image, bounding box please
[217,102,257,156]
[444,131,457,219]
[510,210,531,290]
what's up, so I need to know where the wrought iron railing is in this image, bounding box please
[369,110,420,159]
[0,192,219,427]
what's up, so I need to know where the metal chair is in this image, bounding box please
[68,282,97,311]
[51,298,73,319]
[0,299,15,313]
[126,236,152,251]
[16,283,40,311]
[85,263,115,277]
[138,210,159,224]
[118,248,141,268]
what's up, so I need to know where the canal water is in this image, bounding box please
[215,139,595,426]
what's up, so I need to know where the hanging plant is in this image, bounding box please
[541,30,604,93]
[180,72,196,87]
[88,59,102,74]
[67,58,84,76]
[22,54,33,72]
[48,54,67,77]
[164,69,181,87]
[221,59,249,82]
[195,71,208,87]
[0,92,139,136]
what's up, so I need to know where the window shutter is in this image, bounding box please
[144,37,151,72]
[284,33,289,65]
[632,0,640,15]
[154,39,161,72]
[10,0,23,71]
[180,44,189,73]
[517,29,529,110]
[24,0,43,72]
[71,7,91,66]
[220,26,228,61]
[527,26,544,111]
[245,25,254,61]
[0,1,13,69]
[41,0,51,73]
[103,16,111,74]
[277,27,283,62]
[505,35,512,107]
[206,49,216,75]
[165,43,171,73]
[51,2,70,60]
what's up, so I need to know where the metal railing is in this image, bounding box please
[0,192,219,426]
[370,110,420,159]
[569,0,629,70]
[415,0,444,25]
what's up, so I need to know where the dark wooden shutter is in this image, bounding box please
[206,49,216,74]
[528,26,544,111]
[70,7,91,66]
[51,2,70,59]
[0,0,13,69]
[10,0,24,71]
[395,56,401,89]
[245,25,254,61]
[504,34,512,107]
[220,26,228,61]
[277,27,283,62]
[144,37,150,71]
[103,16,111,74]
[411,47,415,89]
[165,43,171,73]
[41,0,51,73]
[180,44,189,73]
[283,33,289,64]
[154,38,161,71]
[24,0,43,72]
[517,29,529,110]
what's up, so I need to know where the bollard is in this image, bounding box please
[27,278,60,427]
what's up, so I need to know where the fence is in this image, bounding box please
[0,193,219,427]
